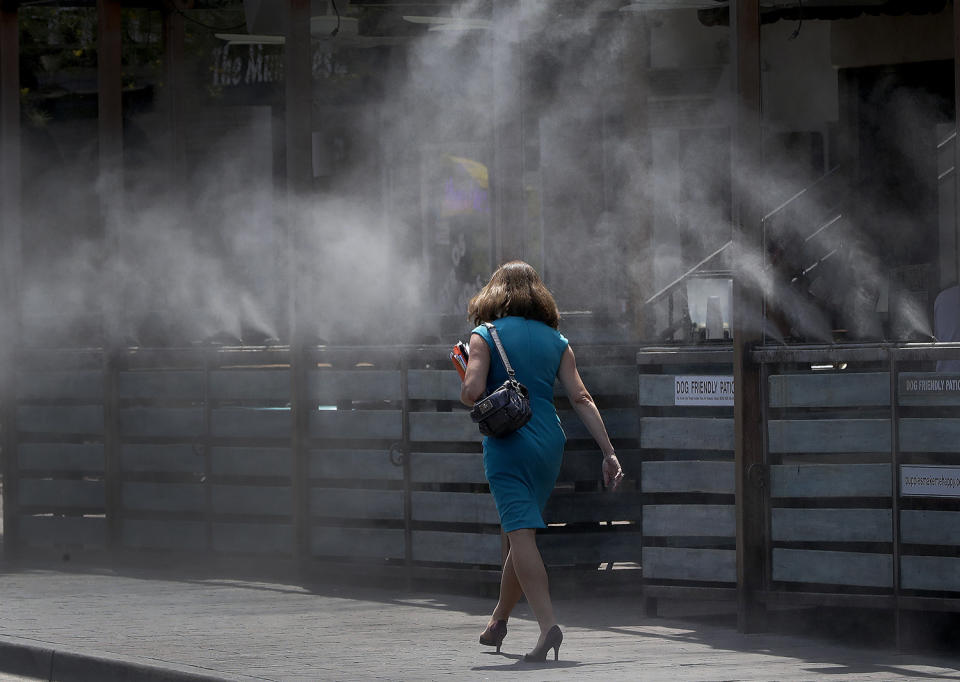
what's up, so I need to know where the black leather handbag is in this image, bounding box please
[470,322,532,437]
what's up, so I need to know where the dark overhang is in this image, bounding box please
[695,0,949,26]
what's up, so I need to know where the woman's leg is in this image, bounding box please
[505,528,556,645]
[490,546,523,624]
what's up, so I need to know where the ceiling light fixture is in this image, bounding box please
[619,0,727,11]
[402,15,491,31]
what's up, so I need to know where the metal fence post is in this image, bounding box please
[0,0,21,559]
[400,353,413,588]
[759,359,772,598]
[103,350,121,551]
[202,349,213,554]
[888,347,902,649]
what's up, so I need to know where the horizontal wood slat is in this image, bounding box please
[311,410,403,440]
[574,366,638,397]
[122,444,201,473]
[562,408,638,440]
[637,375,679,407]
[643,505,735,538]
[768,372,890,408]
[19,443,104,472]
[18,406,104,435]
[773,548,892,587]
[118,371,203,400]
[899,419,960,453]
[559,450,632,483]
[120,408,203,438]
[212,408,291,439]
[19,479,104,509]
[407,370,460,401]
[770,464,891,498]
[310,488,404,520]
[411,492,498,524]
[409,452,485,484]
[540,531,644,564]
[545,492,643,524]
[772,508,892,543]
[640,417,733,451]
[642,547,736,582]
[212,486,292,516]
[212,523,295,554]
[210,370,290,401]
[311,527,405,560]
[900,510,960,546]
[642,461,734,494]
[636,349,733,366]
[768,419,890,454]
[19,370,103,401]
[409,412,480,443]
[901,555,960,592]
[412,530,501,565]
[122,520,206,550]
[122,482,204,513]
[19,516,107,548]
[211,447,292,477]
[309,450,404,480]
[309,370,402,402]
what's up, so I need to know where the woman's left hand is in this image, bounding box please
[602,453,624,491]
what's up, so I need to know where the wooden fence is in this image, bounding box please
[636,347,736,614]
[7,341,960,615]
[757,344,960,617]
[4,343,642,589]
[633,343,960,619]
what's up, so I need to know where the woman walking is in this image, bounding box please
[459,260,624,662]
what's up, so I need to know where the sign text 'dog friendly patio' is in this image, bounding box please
[674,376,734,406]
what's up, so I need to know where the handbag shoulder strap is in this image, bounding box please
[483,322,517,379]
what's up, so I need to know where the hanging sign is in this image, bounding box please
[901,465,960,498]
[674,375,734,406]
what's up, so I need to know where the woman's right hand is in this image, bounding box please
[602,453,624,491]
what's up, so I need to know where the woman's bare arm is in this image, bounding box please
[460,333,490,406]
[557,345,623,489]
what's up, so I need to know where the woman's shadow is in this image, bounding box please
[472,650,581,671]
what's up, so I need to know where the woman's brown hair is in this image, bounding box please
[467,260,560,329]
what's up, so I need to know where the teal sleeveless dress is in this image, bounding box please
[472,316,569,532]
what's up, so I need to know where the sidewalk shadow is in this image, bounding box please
[471,651,586,672]
[5,559,959,679]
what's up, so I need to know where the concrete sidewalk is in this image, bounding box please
[0,564,959,682]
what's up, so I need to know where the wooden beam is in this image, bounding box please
[97,0,123,550]
[954,0,960,282]
[0,0,21,557]
[285,0,312,567]
[0,1,20,309]
[286,0,312,198]
[97,0,123,302]
[162,6,186,187]
[491,0,525,264]
[620,12,653,337]
[98,0,123,184]
[730,0,766,634]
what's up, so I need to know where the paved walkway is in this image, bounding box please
[1,564,959,681]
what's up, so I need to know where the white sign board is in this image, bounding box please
[901,465,960,498]
[674,375,734,406]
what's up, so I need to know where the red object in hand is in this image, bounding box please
[450,341,469,380]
